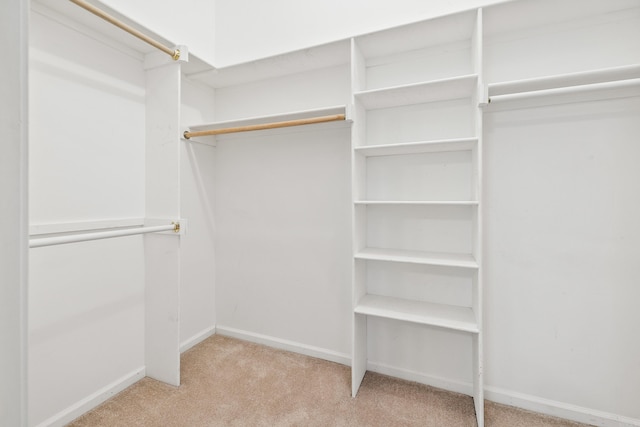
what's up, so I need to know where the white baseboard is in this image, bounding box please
[216,326,640,427]
[35,367,145,427]
[215,325,351,366]
[180,325,216,353]
[485,386,640,427]
[33,330,640,427]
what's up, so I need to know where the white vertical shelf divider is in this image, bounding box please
[472,8,485,427]
[143,47,187,386]
[350,36,368,398]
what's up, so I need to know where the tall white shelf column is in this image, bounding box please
[350,9,485,426]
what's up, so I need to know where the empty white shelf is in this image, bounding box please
[355,294,479,333]
[354,200,478,206]
[354,247,478,269]
[354,74,478,109]
[488,64,640,97]
[354,137,477,157]
[186,105,351,139]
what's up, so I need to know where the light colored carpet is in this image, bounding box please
[68,335,592,427]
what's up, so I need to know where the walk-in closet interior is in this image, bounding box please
[2,0,639,426]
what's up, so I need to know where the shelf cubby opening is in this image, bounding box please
[360,98,476,147]
[362,150,474,202]
[354,10,477,92]
[363,204,475,262]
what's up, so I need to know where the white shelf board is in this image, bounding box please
[355,247,478,269]
[186,105,351,141]
[354,201,478,206]
[485,78,640,112]
[488,64,640,97]
[187,39,351,88]
[188,105,348,132]
[355,294,479,333]
[354,74,478,109]
[354,137,477,157]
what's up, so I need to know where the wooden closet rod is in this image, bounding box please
[69,0,181,60]
[183,114,346,139]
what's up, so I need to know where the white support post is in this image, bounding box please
[472,8,485,427]
[0,0,28,425]
[144,46,188,386]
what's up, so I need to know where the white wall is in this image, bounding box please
[0,0,28,425]
[214,125,353,358]
[483,96,640,420]
[100,0,216,65]
[214,0,507,66]
[213,66,352,358]
[28,10,147,426]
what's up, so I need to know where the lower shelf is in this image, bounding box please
[354,294,479,333]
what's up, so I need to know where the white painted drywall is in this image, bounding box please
[100,0,216,65]
[214,0,507,66]
[0,0,28,425]
[484,96,640,420]
[28,10,146,426]
[213,66,352,357]
[214,124,353,356]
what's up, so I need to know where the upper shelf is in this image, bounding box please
[485,65,640,111]
[354,74,478,110]
[187,40,351,88]
[488,64,640,97]
[185,105,351,142]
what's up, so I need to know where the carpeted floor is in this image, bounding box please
[68,335,592,427]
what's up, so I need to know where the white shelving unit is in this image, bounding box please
[350,8,485,427]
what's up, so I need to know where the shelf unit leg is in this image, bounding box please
[352,313,367,397]
[472,333,484,427]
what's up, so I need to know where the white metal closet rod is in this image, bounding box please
[68,0,181,60]
[488,64,640,96]
[183,114,346,139]
[29,223,179,248]
[488,78,640,104]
